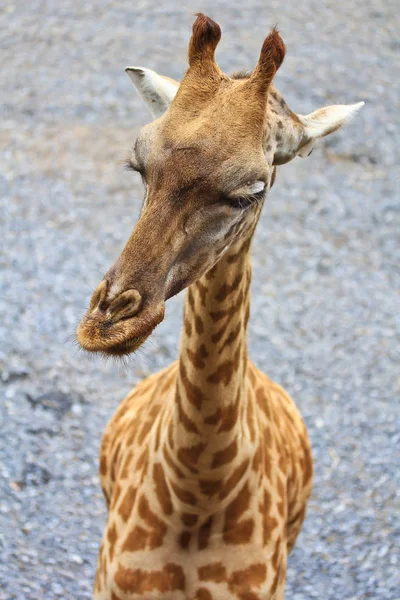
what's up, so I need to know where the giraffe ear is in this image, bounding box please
[125,67,179,119]
[297,102,365,157]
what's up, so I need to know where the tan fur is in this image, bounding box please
[76,13,363,599]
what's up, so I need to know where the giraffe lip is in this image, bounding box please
[100,332,149,356]
[77,305,165,356]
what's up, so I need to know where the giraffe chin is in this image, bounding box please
[98,333,150,357]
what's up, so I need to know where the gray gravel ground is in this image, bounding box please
[1,0,399,598]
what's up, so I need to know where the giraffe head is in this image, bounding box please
[77,14,363,356]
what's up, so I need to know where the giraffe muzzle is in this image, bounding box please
[76,280,165,355]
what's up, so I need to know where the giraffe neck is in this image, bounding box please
[161,233,255,513]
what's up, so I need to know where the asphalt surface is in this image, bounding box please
[1,1,399,598]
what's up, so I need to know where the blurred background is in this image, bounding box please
[1,0,399,598]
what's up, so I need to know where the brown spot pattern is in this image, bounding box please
[177,442,206,470]
[227,239,251,264]
[179,362,204,410]
[259,489,278,546]
[187,343,209,369]
[163,446,185,479]
[184,314,193,337]
[211,324,226,345]
[135,447,148,473]
[198,562,227,582]
[229,563,267,593]
[218,321,241,354]
[120,494,167,551]
[223,483,254,544]
[122,525,149,552]
[198,515,213,550]
[196,280,208,305]
[100,455,107,476]
[177,395,200,434]
[153,463,173,515]
[212,439,238,468]
[205,264,218,280]
[252,446,263,472]
[256,387,270,419]
[218,393,240,433]
[224,518,254,544]
[181,512,199,527]
[118,485,137,522]
[219,458,250,500]
[178,530,192,549]
[209,308,228,322]
[246,399,256,442]
[137,420,153,445]
[107,521,118,562]
[110,483,122,509]
[215,273,243,302]
[204,407,222,425]
[195,315,204,335]
[301,436,313,487]
[199,478,222,496]
[114,562,185,594]
[122,500,167,552]
[195,588,213,600]
[188,287,195,311]
[120,449,133,479]
[207,345,241,386]
[171,481,197,506]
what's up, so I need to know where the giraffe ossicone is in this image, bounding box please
[77,13,363,599]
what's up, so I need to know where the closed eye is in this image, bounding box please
[227,179,267,210]
[229,189,265,210]
[123,156,144,176]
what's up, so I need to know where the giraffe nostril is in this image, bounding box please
[89,279,108,312]
[107,289,142,322]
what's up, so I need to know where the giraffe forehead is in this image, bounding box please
[138,126,268,193]
[137,81,269,161]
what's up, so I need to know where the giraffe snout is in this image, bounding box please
[77,279,164,355]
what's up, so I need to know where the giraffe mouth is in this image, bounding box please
[76,304,165,356]
[99,332,149,356]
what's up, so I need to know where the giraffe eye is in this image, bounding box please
[231,180,266,198]
[124,157,145,176]
[229,189,265,210]
[227,180,266,210]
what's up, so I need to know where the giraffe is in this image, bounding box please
[77,14,363,600]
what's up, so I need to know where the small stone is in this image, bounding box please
[9,481,23,492]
